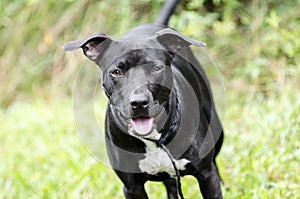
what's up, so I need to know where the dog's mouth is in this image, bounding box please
[113,104,166,137]
[129,117,154,136]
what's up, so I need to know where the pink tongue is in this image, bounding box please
[130,117,154,135]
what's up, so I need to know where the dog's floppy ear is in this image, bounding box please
[62,32,111,62]
[155,28,206,54]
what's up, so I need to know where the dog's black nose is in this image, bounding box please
[130,93,150,109]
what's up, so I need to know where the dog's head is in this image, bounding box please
[63,27,205,137]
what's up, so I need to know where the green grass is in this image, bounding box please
[1,84,299,198]
[0,100,123,198]
[220,86,300,198]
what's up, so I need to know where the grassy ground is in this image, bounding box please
[1,83,299,198]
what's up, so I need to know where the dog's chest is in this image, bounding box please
[138,140,190,176]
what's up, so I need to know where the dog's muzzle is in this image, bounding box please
[128,93,155,136]
[112,91,166,137]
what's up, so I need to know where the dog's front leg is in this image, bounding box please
[195,163,223,199]
[123,183,148,199]
[163,178,178,199]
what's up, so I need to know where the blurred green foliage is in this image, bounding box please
[0,0,299,107]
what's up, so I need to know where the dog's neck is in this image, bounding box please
[158,82,181,145]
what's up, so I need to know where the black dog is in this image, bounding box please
[63,0,224,198]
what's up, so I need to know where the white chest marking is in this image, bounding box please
[138,140,191,176]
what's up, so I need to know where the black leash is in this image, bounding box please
[160,143,185,199]
[144,138,185,199]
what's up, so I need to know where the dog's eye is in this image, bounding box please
[111,69,122,77]
[152,66,162,73]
